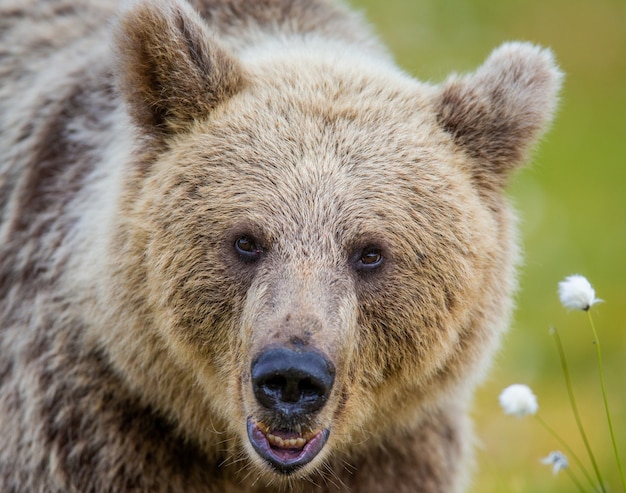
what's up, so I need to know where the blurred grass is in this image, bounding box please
[351,0,626,491]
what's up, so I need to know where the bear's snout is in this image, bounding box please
[247,348,335,473]
[251,348,335,419]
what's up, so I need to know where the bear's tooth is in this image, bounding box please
[286,438,303,448]
[264,430,308,448]
[267,433,284,447]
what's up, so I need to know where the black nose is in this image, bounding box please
[251,348,335,419]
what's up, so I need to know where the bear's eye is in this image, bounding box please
[357,246,384,270]
[234,236,262,261]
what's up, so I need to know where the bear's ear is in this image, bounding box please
[114,0,245,137]
[435,42,563,188]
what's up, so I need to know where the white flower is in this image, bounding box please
[541,451,569,475]
[499,384,538,417]
[558,274,602,311]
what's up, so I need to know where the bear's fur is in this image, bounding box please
[0,0,561,491]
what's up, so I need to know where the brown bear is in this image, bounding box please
[0,0,561,491]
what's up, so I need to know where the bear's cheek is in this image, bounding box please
[138,213,249,367]
[348,242,492,392]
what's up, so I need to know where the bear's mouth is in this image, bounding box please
[247,418,329,474]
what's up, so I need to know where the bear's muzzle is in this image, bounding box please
[247,347,335,472]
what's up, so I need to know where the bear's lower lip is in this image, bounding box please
[246,418,329,474]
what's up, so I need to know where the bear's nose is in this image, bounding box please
[251,348,335,418]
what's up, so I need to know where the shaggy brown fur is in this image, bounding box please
[0,0,561,491]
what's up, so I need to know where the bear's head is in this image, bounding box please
[109,0,561,481]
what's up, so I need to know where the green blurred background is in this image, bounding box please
[351,0,626,491]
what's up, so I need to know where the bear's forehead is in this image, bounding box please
[154,58,487,250]
[170,111,466,214]
[199,51,440,154]
[160,124,482,259]
[178,78,456,187]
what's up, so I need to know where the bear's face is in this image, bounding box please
[113,0,561,480]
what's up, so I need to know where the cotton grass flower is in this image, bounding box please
[557,275,626,490]
[541,451,569,476]
[541,452,587,493]
[500,378,598,491]
[499,384,538,417]
[558,274,602,311]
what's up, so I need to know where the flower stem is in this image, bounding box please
[587,311,626,492]
[566,466,589,493]
[551,327,606,492]
[535,414,597,492]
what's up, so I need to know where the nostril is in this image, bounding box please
[298,378,324,399]
[264,376,287,392]
[258,375,299,403]
[251,348,335,416]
